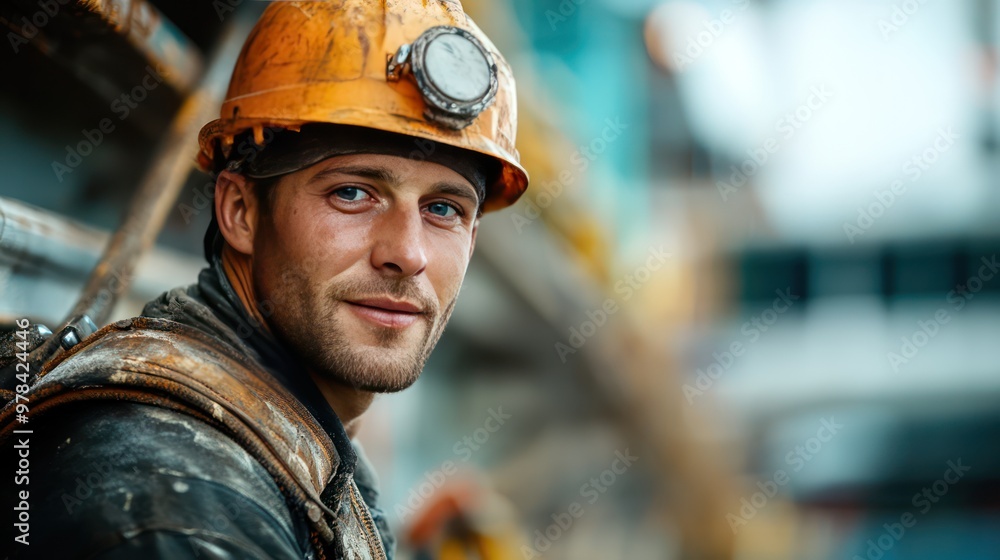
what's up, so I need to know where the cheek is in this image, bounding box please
[251,219,300,307]
[266,201,373,283]
[427,241,472,304]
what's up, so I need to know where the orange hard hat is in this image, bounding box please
[198,0,528,212]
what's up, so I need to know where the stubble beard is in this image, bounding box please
[263,268,458,393]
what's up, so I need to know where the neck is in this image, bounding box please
[221,244,271,334]
[220,244,373,436]
[308,377,375,437]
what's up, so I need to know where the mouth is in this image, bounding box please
[344,297,425,329]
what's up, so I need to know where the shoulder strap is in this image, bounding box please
[0,316,341,544]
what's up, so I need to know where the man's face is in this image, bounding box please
[250,153,480,392]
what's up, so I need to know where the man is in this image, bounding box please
[1,1,527,558]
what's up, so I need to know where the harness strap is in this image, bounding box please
[0,316,342,550]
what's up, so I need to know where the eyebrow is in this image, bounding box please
[307,164,480,207]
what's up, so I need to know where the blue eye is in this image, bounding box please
[334,187,367,201]
[427,202,458,217]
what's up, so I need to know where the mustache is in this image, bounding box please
[326,277,438,315]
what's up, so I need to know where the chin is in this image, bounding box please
[327,363,423,393]
[310,342,429,393]
[347,373,421,394]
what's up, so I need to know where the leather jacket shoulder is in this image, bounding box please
[1,316,391,560]
[4,399,311,558]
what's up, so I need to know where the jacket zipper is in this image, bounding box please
[349,480,388,560]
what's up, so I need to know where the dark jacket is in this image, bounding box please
[2,262,395,559]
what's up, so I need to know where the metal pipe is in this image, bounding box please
[0,197,106,276]
[3,12,255,386]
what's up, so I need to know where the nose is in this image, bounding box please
[370,205,428,278]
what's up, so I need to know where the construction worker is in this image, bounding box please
[2,1,526,558]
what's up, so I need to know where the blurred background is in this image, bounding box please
[2,0,999,558]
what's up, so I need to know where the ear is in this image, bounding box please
[468,217,480,259]
[214,170,259,256]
